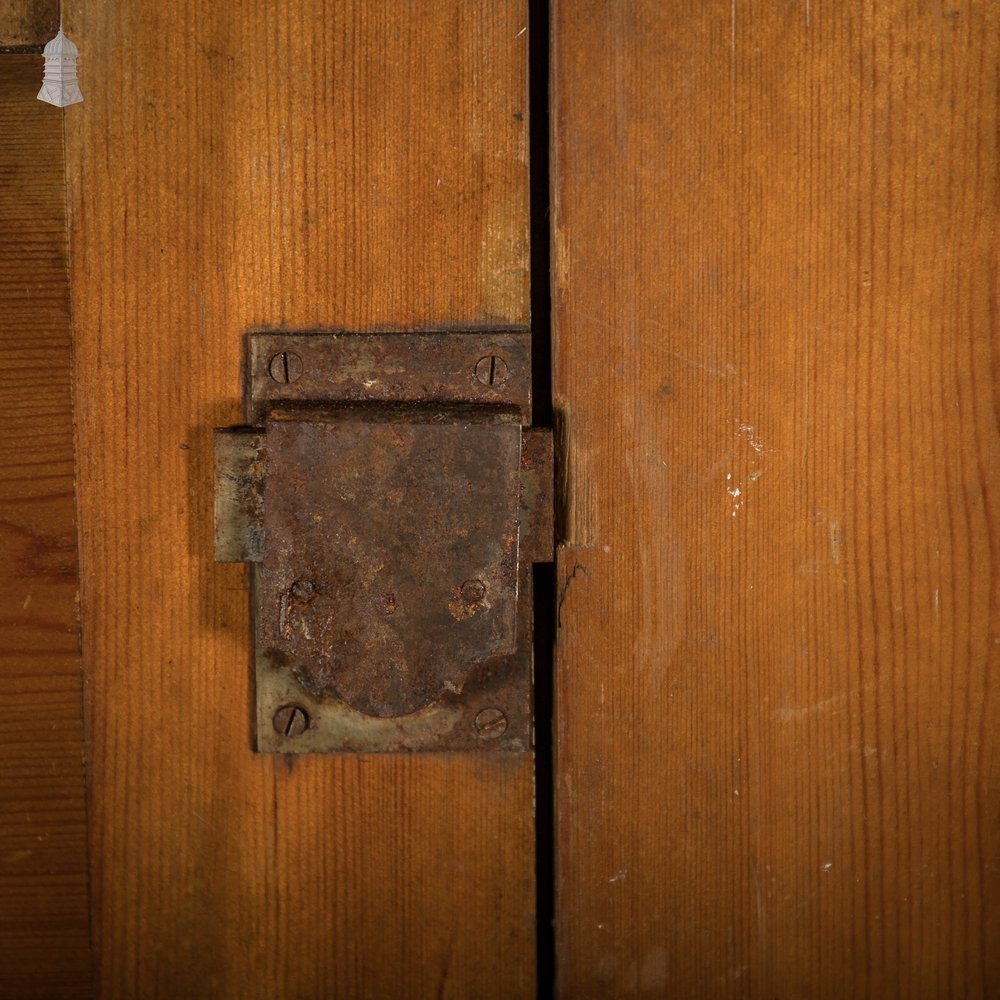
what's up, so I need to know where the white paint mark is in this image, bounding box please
[22,593,31,610]
[821,861,833,872]
[515,25,527,38]
[609,869,628,883]
[737,422,765,454]
[805,0,812,28]
[727,480,744,516]
[726,469,753,517]
[727,478,744,514]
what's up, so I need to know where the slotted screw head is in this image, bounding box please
[474,707,508,739]
[268,351,303,384]
[460,578,487,603]
[474,355,508,387]
[273,704,309,737]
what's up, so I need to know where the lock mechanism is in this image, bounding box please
[214,331,552,753]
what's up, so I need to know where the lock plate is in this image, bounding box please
[214,331,552,753]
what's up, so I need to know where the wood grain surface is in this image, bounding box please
[65,3,533,997]
[552,2,1000,996]
[0,1,56,47]
[0,55,91,999]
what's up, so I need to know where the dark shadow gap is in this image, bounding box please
[529,0,555,995]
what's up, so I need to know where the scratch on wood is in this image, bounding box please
[730,0,737,130]
[645,319,737,378]
[773,691,849,721]
[802,323,811,469]
[671,350,736,380]
[437,940,453,1000]
[750,855,766,953]
[557,560,589,628]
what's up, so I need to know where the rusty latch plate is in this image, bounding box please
[246,330,532,424]
[214,331,552,753]
[260,412,520,719]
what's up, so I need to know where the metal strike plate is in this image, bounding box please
[214,331,553,753]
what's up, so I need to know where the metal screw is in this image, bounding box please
[273,704,310,737]
[268,350,303,384]
[291,579,316,602]
[460,578,486,603]
[376,592,397,615]
[474,355,508,387]
[474,707,508,739]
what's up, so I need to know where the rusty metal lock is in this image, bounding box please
[214,331,552,753]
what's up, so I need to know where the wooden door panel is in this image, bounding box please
[66,3,534,996]
[553,2,999,996]
[0,54,91,999]
[0,0,55,46]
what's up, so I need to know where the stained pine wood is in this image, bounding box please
[0,55,91,998]
[0,1,56,46]
[65,3,533,997]
[553,2,1000,996]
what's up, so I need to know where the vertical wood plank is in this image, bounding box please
[0,54,91,999]
[0,2,57,47]
[553,1,1000,996]
[66,3,534,997]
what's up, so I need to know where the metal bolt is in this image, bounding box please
[291,579,316,602]
[460,578,486,603]
[273,704,309,737]
[474,355,508,387]
[474,707,508,739]
[268,350,303,385]
[376,592,397,615]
